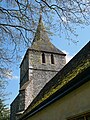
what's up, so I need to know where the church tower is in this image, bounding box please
[10,15,66,120]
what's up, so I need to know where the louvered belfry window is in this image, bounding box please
[42,53,45,63]
[51,54,54,64]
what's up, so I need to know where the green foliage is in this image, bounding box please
[0,99,10,120]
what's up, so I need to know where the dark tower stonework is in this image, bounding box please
[10,16,66,120]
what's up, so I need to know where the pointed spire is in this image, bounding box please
[39,9,42,23]
[30,14,65,55]
[31,14,47,46]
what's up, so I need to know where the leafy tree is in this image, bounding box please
[0,71,10,120]
[0,99,10,120]
[0,0,90,83]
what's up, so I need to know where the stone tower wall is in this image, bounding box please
[28,50,66,71]
[25,80,34,109]
[20,52,29,88]
[10,90,25,120]
[28,50,66,99]
[10,95,19,120]
[10,49,66,120]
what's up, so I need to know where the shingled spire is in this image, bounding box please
[30,15,65,55]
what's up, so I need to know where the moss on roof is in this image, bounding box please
[22,41,90,117]
[27,59,90,113]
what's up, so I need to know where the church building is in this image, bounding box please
[10,15,90,120]
[19,41,90,120]
[10,15,66,120]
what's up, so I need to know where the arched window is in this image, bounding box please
[51,54,54,64]
[42,53,45,63]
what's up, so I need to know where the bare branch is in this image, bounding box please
[0,0,90,81]
[0,23,34,32]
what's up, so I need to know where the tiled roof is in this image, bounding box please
[20,41,90,120]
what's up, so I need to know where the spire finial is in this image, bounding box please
[39,8,42,22]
